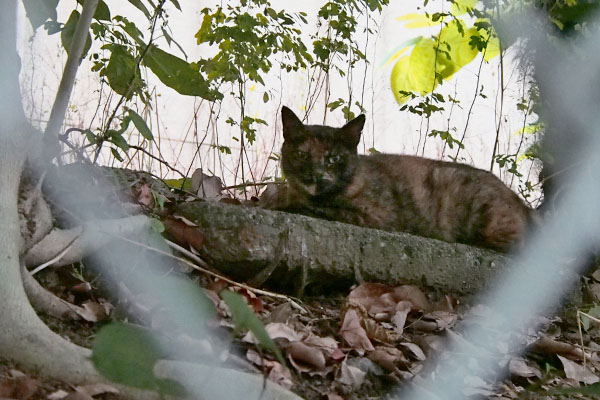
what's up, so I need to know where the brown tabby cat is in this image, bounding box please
[263,106,532,252]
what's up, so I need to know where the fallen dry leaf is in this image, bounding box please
[346,283,430,320]
[508,357,541,378]
[0,370,38,399]
[286,341,327,371]
[337,359,366,387]
[303,335,339,357]
[393,285,430,311]
[163,216,205,252]
[529,336,584,360]
[266,302,295,324]
[346,283,395,315]
[75,300,110,322]
[330,348,346,362]
[136,183,154,208]
[70,281,92,293]
[367,346,408,373]
[391,301,411,334]
[433,294,459,312]
[363,317,402,344]
[558,355,600,384]
[48,389,70,400]
[339,308,374,354]
[243,322,301,345]
[399,342,427,361]
[266,322,303,342]
[267,361,294,389]
[63,391,93,400]
[75,383,120,397]
[413,311,457,332]
[246,349,293,388]
[191,169,225,200]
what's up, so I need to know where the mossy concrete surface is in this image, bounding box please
[175,201,513,295]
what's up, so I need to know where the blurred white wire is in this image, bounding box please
[400,6,600,399]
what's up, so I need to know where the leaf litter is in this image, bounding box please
[15,170,600,399]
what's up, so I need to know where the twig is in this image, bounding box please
[114,234,308,314]
[30,235,79,276]
[94,0,167,163]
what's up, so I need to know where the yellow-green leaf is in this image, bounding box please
[513,123,543,136]
[391,56,415,104]
[475,19,501,61]
[409,38,441,89]
[438,20,479,79]
[451,0,478,16]
[396,13,442,29]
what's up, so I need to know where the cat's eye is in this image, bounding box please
[326,154,341,165]
[295,150,309,160]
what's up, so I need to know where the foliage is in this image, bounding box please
[384,0,557,202]
[220,289,286,365]
[389,1,499,105]
[92,322,186,396]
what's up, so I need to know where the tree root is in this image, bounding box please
[24,215,153,268]
[21,264,84,320]
[2,156,302,400]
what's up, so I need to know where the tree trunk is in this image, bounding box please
[0,0,100,383]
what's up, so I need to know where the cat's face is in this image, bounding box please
[280,106,366,199]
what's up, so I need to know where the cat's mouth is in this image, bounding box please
[297,178,339,198]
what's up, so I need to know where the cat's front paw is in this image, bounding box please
[259,183,290,210]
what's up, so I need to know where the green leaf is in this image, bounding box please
[118,18,145,46]
[108,129,130,152]
[91,323,185,396]
[148,218,165,233]
[220,290,285,366]
[110,147,124,162]
[152,191,169,210]
[195,13,214,44]
[75,0,111,21]
[127,109,153,140]
[104,44,143,97]
[163,178,192,191]
[263,92,269,103]
[61,10,92,60]
[143,45,221,100]
[22,0,59,30]
[169,0,182,11]
[127,0,151,19]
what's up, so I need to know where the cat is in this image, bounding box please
[261,106,532,253]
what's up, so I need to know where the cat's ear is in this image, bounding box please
[341,114,366,147]
[281,106,304,140]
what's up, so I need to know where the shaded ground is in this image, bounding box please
[6,166,600,399]
[5,261,600,399]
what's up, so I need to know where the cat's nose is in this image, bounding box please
[315,171,334,183]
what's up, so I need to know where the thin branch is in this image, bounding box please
[94,0,167,163]
[44,0,99,160]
